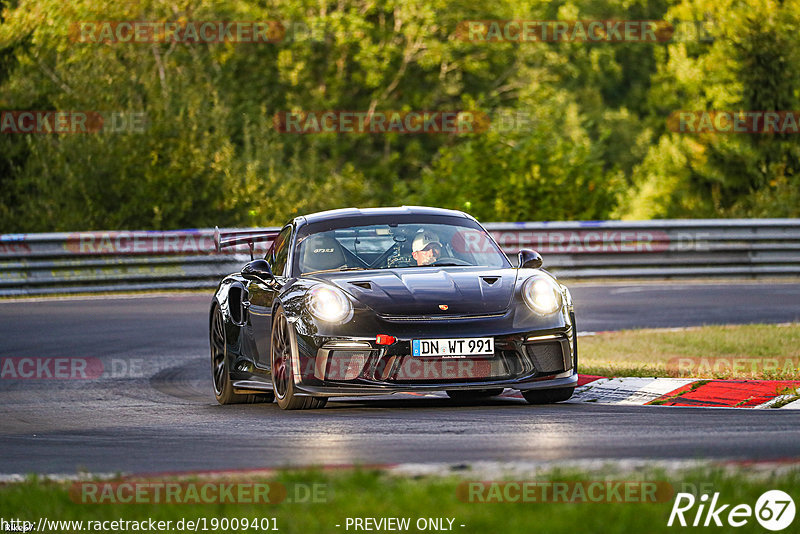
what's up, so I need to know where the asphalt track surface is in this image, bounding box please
[1,282,799,475]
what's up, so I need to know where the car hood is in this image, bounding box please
[313,267,518,316]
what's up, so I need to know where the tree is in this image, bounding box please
[620,0,800,219]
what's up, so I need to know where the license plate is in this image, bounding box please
[412,337,494,357]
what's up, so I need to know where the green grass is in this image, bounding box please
[579,323,800,380]
[1,467,798,534]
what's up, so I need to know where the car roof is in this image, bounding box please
[294,206,470,226]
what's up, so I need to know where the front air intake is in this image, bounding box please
[326,351,370,380]
[524,338,572,374]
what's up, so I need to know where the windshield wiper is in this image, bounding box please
[303,266,369,275]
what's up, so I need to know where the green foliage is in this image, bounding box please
[416,97,625,221]
[621,0,800,219]
[3,467,800,534]
[0,0,797,231]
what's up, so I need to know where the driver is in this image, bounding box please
[411,231,442,266]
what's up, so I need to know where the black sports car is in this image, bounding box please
[210,206,577,409]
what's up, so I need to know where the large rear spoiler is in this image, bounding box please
[214,227,280,260]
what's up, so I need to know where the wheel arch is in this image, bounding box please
[212,276,248,324]
[210,276,249,367]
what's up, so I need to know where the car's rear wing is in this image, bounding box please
[214,227,280,260]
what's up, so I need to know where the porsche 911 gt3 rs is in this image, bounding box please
[210,206,577,410]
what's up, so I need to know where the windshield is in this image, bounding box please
[295,220,509,275]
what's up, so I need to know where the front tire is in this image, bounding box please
[521,387,575,405]
[271,307,327,410]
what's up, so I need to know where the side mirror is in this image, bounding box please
[241,259,275,284]
[517,249,543,269]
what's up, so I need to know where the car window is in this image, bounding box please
[269,226,292,276]
[296,220,509,274]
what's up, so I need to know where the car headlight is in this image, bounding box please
[521,276,562,315]
[308,285,352,323]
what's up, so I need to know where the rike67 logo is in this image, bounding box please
[668,490,795,530]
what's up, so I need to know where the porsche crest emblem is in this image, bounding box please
[438,304,449,311]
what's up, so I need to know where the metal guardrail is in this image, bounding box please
[486,219,800,279]
[1,219,799,296]
[0,229,263,297]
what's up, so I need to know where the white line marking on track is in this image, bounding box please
[778,398,800,409]
[568,377,696,405]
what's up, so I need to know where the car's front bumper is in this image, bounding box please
[289,311,578,397]
[293,369,578,397]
